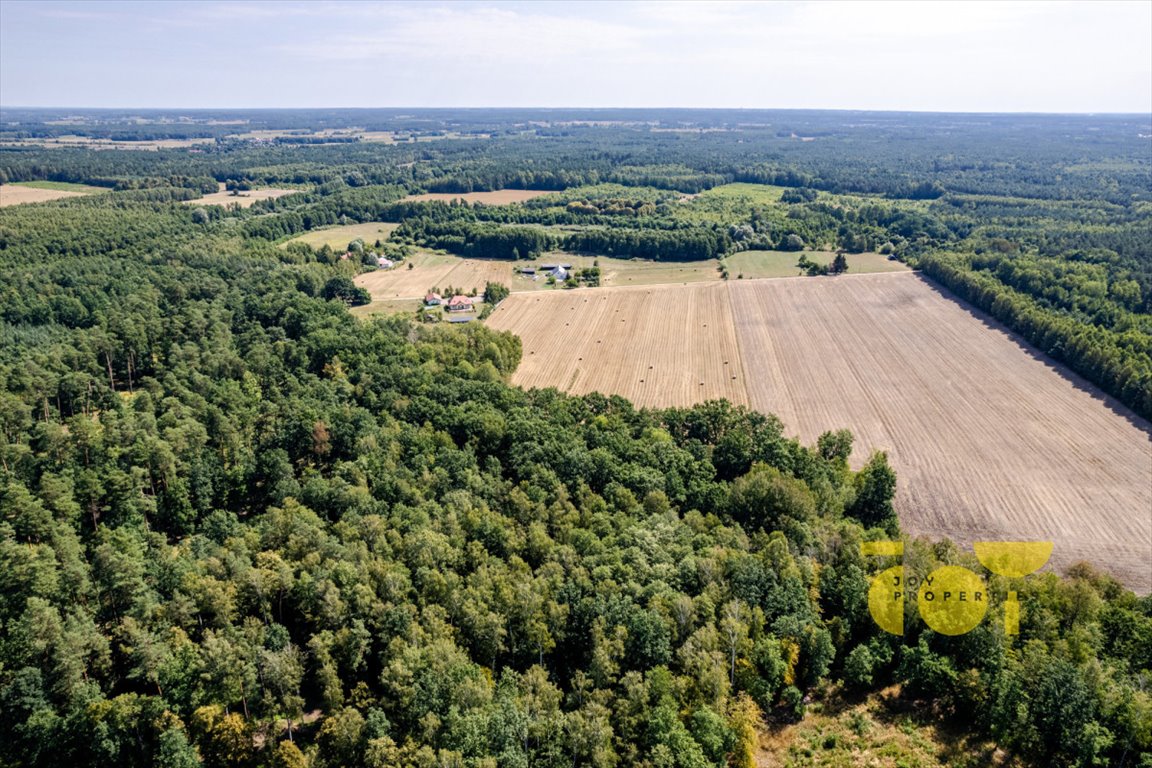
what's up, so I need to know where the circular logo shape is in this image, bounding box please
[867,565,905,636]
[917,565,988,635]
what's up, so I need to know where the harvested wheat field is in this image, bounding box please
[489,273,1152,591]
[355,252,522,299]
[184,183,299,208]
[0,183,101,206]
[487,282,748,409]
[403,189,553,204]
[731,273,1151,590]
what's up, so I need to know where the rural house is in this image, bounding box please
[424,292,443,306]
[377,257,394,268]
[446,295,474,312]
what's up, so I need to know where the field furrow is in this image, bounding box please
[487,283,748,409]
[730,273,1151,590]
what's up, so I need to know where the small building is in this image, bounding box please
[377,257,394,269]
[446,295,474,312]
[424,292,443,306]
[550,266,569,280]
[540,264,557,270]
[519,267,537,275]
[447,316,472,324]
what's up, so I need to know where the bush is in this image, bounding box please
[843,645,874,690]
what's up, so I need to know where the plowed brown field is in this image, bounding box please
[487,273,1152,591]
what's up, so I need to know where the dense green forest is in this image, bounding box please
[1,109,1150,767]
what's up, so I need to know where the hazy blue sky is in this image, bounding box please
[2,0,1149,112]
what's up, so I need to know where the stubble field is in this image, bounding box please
[0,181,105,206]
[487,272,1152,590]
[487,282,747,408]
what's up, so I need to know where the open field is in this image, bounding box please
[507,252,721,287]
[284,222,398,252]
[352,298,488,319]
[598,256,721,285]
[487,282,747,408]
[354,251,726,307]
[756,686,1019,767]
[0,181,105,206]
[726,250,910,279]
[0,135,215,151]
[696,182,788,204]
[731,274,1151,590]
[349,297,425,317]
[354,252,525,299]
[402,189,553,204]
[487,273,1152,591]
[184,183,299,208]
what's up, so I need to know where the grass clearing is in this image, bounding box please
[402,190,553,204]
[354,252,525,300]
[672,182,793,225]
[726,250,910,279]
[758,687,1019,767]
[354,252,726,311]
[349,297,425,317]
[183,183,300,208]
[600,257,721,285]
[284,222,398,252]
[11,180,106,192]
[532,253,721,287]
[696,182,789,204]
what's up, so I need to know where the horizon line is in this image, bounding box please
[3,105,1151,118]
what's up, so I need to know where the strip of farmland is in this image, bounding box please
[489,274,1152,590]
[487,282,749,409]
[730,273,1151,591]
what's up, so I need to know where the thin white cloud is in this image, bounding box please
[1,0,1149,111]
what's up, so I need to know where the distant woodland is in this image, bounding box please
[0,109,1149,767]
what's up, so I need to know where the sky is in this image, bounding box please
[1,0,1150,113]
